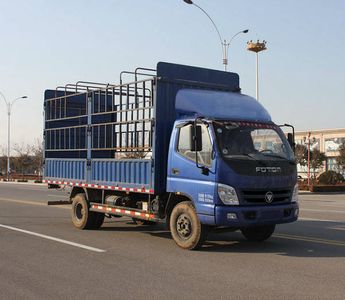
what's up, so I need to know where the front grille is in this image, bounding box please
[241,188,291,205]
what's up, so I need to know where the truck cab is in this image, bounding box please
[166,89,298,248]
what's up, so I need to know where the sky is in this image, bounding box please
[0,0,344,149]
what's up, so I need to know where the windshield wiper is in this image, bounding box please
[224,153,259,161]
[244,153,259,161]
[260,153,295,164]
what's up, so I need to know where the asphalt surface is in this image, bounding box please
[0,182,344,299]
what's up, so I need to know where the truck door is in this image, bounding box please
[167,122,216,217]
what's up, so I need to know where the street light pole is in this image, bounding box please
[247,40,267,100]
[183,0,248,71]
[0,92,27,181]
[256,52,259,99]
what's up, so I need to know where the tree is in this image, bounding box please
[0,156,6,176]
[337,142,345,170]
[310,149,326,179]
[123,150,148,159]
[318,170,344,185]
[0,146,7,176]
[13,144,34,181]
[32,139,44,178]
[295,144,308,166]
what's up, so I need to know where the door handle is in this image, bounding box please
[172,168,180,175]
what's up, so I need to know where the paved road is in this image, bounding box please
[0,182,344,299]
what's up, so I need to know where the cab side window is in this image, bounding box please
[177,124,212,166]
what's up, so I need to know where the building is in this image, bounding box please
[295,128,345,178]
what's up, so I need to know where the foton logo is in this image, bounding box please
[256,167,281,173]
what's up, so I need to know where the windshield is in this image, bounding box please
[213,121,295,161]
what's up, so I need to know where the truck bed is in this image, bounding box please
[44,158,153,193]
[43,62,240,193]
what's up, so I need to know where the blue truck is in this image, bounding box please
[43,62,299,250]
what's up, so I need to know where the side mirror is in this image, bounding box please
[279,124,296,152]
[190,125,202,152]
[287,133,295,151]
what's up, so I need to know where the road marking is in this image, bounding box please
[274,233,345,247]
[301,208,345,214]
[302,199,345,204]
[329,225,345,231]
[299,217,345,223]
[0,197,69,209]
[303,203,345,209]
[4,187,48,192]
[0,224,106,253]
[0,183,47,191]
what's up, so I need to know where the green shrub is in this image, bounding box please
[318,171,344,185]
[310,185,345,192]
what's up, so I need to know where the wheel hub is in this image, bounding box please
[176,214,192,239]
[75,203,85,221]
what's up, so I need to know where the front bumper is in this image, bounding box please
[215,202,299,227]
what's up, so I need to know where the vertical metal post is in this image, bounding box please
[87,91,92,182]
[126,84,130,153]
[59,98,62,118]
[307,132,311,187]
[42,107,46,179]
[142,81,146,149]
[222,41,228,71]
[119,84,123,152]
[7,103,11,181]
[134,79,138,151]
[54,99,57,119]
[111,87,114,112]
[64,97,67,118]
[256,52,259,101]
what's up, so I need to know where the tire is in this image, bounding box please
[170,201,208,250]
[92,213,105,229]
[132,218,157,226]
[241,225,275,242]
[71,193,104,230]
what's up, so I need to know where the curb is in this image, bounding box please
[0,181,46,187]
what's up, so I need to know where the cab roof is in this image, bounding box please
[175,89,272,123]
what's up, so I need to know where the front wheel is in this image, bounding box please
[241,225,275,242]
[170,201,208,250]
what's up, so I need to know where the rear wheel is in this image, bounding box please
[92,213,105,229]
[241,225,275,242]
[71,193,104,230]
[170,201,208,250]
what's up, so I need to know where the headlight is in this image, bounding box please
[218,184,239,205]
[291,183,299,203]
